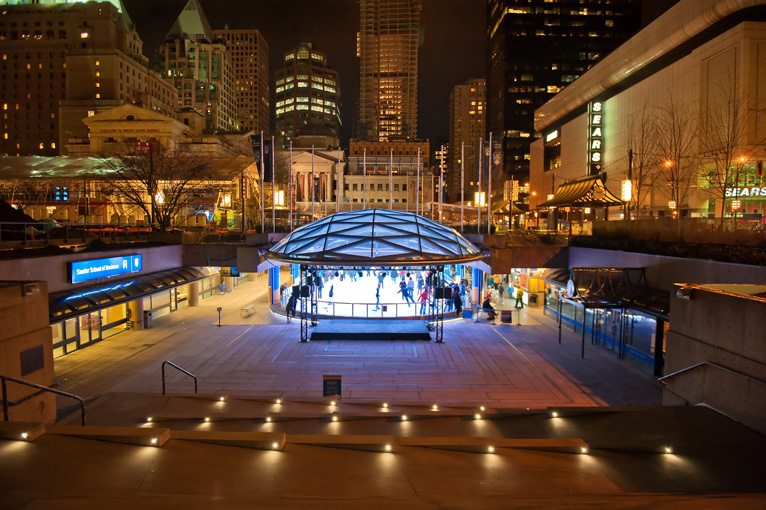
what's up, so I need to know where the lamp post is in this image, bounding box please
[531,191,538,228]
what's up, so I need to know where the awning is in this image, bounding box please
[492,199,524,214]
[538,175,623,208]
[543,267,669,319]
[49,266,214,322]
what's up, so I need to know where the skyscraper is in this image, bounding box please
[275,43,341,147]
[448,78,486,203]
[213,27,269,134]
[487,0,641,192]
[357,0,422,142]
[157,0,239,133]
[0,0,176,156]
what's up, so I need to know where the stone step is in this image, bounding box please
[46,424,170,447]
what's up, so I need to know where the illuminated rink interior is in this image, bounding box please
[286,267,468,319]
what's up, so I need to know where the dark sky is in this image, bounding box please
[122,0,487,146]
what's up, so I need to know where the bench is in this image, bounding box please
[240,304,256,318]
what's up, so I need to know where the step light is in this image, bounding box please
[384,444,392,452]
[272,442,280,450]
[150,437,158,446]
[275,398,283,405]
[331,415,339,422]
[218,396,226,402]
[382,402,389,409]
[204,416,211,423]
[550,411,559,418]
[265,416,272,423]
[20,432,29,440]
[479,405,486,412]
[474,413,482,420]
[664,446,673,454]
[487,445,495,454]
[146,416,153,423]
[580,446,589,454]
[431,404,439,411]
[400,414,408,421]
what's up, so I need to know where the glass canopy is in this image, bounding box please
[267,209,483,265]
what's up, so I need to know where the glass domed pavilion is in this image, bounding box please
[267,209,482,266]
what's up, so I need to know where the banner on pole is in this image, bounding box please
[250,135,273,182]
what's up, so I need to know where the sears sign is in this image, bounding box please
[68,254,143,284]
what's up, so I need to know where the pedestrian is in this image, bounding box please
[482,296,497,322]
[454,291,463,316]
[286,291,297,322]
[419,286,429,315]
[498,283,505,304]
[515,287,524,309]
[329,284,334,299]
[407,277,415,305]
[417,275,424,294]
[374,284,381,311]
[317,276,324,299]
[378,271,385,288]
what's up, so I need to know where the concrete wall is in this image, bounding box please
[0,245,183,294]
[0,281,56,424]
[665,289,766,433]
[569,247,766,292]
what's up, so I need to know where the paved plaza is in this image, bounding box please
[4,275,765,509]
[53,273,661,408]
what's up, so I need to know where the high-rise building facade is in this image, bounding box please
[0,0,176,156]
[275,43,341,147]
[356,0,422,142]
[213,27,269,134]
[487,0,641,194]
[157,0,239,133]
[448,78,485,203]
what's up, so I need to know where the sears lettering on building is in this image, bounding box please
[725,187,766,197]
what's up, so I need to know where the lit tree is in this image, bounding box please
[626,103,661,216]
[653,95,700,217]
[102,142,211,231]
[700,80,762,228]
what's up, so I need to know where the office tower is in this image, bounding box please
[275,43,341,147]
[448,78,485,203]
[213,27,269,134]
[356,0,422,142]
[487,0,641,188]
[0,0,176,156]
[157,0,239,133]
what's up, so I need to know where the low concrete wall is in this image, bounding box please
[665,289,766,434]
[569,247,766,292]
[0,281,56,424]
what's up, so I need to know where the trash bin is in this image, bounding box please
[143,310,153,329]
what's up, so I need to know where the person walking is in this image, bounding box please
[498,283,505,304]
[514,287,524,309]
[454,290,463,316]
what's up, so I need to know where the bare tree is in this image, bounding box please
[653,94,700,217]
[626,103,661,215]
[700,79,762,228]
[102,142,211,231]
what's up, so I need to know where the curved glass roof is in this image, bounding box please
[267,209,483,265]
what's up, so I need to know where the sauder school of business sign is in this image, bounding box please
[68,255,143,284]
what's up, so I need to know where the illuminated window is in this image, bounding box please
[95,82,100,88]
[95,60,100,66]
[80,31,89,39]
[3,133,7,140]
[95,71,100,77]
[50,142,56,149]
[95,93,101,99]
[39,142,44,149]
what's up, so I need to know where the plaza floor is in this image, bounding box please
[4,275,765,509]
[52,273,661,408]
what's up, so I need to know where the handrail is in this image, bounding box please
[1,374,86,425]
[161,361,198,395]
[659,361,766,387]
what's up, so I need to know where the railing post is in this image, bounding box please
[2,376,8,422]
[161,362,167,395]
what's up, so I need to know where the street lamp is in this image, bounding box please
[531,191,538,228]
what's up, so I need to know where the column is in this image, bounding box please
[128,298,144,330]
[472,267,483,306]
[188,281,200,307]
[268,266,280,304]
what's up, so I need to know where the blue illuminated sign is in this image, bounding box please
[68,254,143,284]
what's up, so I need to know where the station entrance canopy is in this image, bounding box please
[538,175,623,208]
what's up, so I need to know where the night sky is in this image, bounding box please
[122,0,487,146]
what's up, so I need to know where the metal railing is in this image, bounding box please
[161,361,198,395]
[1,373,86,425]
[282,296,462,319]
[658,361,766,387]
[0,221,153,244]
